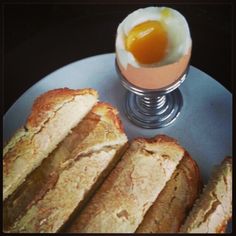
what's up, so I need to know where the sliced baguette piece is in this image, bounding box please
[3,88,98,201]
[5,102,128,233]
[3,101,117,230]
[180,157,232,233]
[136,151,201,233]
[67,135,186,233]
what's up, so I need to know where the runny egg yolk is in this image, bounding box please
[125,21,168,64]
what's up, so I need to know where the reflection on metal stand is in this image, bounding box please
[115,60,189,129]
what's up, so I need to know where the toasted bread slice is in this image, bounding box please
[3,88,98,200]
[136,151,201,233]
[66,135,186,233]
[4,102,128,233]
[180,157,232,233]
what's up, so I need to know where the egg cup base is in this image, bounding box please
[124,88,183,129]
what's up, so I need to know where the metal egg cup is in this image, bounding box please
[115,59,189,129]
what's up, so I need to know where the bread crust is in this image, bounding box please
[4,102,127,233]
[27,88,98,128]
[136,150,201,233]
[91,102,125,134]
[180,156,232,233]
[4,88,98,154]
[67,135,186,233]
[133,134,180,145]
[3,88,98,200]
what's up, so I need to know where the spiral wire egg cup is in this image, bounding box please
[115,60,189,129]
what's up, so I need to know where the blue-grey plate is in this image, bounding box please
[3,53,232,232]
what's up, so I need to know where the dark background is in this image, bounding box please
[3,3,233,113]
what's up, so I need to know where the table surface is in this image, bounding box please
[3,3,232,113]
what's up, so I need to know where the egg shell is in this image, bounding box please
[117,48,191,90]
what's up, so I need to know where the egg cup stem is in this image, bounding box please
[124,89,183,129]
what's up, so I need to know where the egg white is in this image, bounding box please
[116,6,192,69]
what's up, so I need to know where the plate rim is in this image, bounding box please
[4,53,232,119]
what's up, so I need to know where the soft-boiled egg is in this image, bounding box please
[115,6,192,90]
